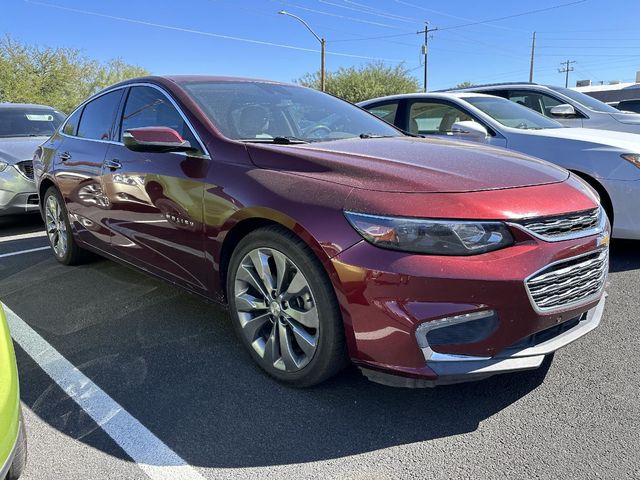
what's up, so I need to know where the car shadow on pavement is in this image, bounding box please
[8,256,551,469]
[609,240,639,273]
[0,214,43,235]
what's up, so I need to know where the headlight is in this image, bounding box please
[0,160,8,172]
[344,211,514,256]
[621,154,640,168]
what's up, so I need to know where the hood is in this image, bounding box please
[610,112,640,125]
[245,136,568,193]
[520,127,640,152]
[0,137,47,164]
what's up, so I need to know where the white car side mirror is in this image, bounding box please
[550,104,576,117]
[451,121,488,140]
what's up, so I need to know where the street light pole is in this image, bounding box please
[279,10,326,92]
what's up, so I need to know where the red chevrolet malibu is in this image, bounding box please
[34,76,609,387]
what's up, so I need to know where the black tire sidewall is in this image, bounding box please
[226,226,347,387]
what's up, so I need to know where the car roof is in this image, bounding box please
[359,91,499,105]
[445,83,560,92]
[0,102,58,110]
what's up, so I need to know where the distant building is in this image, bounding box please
[573,71,640,103]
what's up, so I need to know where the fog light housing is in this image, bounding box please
[415,310,499,361]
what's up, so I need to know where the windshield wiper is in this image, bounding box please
[359,133,396,139]
[238,136,308,144]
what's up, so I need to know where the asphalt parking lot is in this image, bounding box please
[1,214,639,480]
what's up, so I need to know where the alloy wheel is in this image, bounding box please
[233,247,319,372]
[45,194,68,258]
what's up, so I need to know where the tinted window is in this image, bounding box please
[617,99,640,113]
[0,108,65,138]
[182,81,401,142]
[507,90,563,116]
[120,86,199,149]
[408,102,474,134]
[366,102,399,124]
[63,108,82,136]
[77,90,124,141]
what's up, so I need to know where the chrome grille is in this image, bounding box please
[15,160,34,180]
[516,208,601,240]
[526,250,608,311]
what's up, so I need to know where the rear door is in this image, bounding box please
[102,85,208,290]
[56,89,124,250]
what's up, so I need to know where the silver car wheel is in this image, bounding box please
[233,247,319,372]
[45,194,68,258]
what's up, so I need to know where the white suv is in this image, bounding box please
[451,83,640,134]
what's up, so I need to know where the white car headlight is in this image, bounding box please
[344,211,514,256]
[621,154,640,168]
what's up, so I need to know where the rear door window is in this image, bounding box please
[77,89,124,141]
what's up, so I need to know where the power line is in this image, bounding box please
[316,0,417,24]
[437,0,588,31]
[24,0,405,62]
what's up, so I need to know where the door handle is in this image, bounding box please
[59,151,72,162]
[105,159,122,171]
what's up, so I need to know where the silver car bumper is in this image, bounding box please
[0,166,38,216]
[601,178,640,240]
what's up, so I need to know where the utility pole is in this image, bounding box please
[529,31,536,82]
[559,59,576,88]
[417,22,438,92]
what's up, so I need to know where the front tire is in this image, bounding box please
[227,226,348,387]
[43,187,92,265]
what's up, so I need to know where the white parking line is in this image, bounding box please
[0,247,51,259]
[3,304,206,480]
[0,231,47,243]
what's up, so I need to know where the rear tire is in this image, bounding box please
[226,225,348,387]
[43,187,92,266]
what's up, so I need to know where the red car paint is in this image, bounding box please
[34,76,608,385]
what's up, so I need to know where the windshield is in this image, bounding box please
[465,96,563,130]
[182,81,402,143]
[0,108,65,138]
[548,86,620,113]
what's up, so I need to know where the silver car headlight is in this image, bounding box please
[621,154,640,168]
[0,160,8,172]
[344,211,514,256]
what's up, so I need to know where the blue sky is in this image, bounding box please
[3,0,640,90]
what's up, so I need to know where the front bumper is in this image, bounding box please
[361,295,605,387]
[0,417,23,480]
[0,166,39,215]
[332,225,608,387]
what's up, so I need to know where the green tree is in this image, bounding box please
[0,36,149,113]
[297,61,420,103]
[455,81,475,88]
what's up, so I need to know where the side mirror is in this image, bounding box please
[123,127,193,153]
[450,121,488,140]
[549,104,576,117]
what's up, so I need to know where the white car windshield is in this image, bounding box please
[465,96,563,130]
[182,81,402,143]
[548,86,620,113]
[0,108,65,138]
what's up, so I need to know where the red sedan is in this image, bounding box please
[34,76,609,387]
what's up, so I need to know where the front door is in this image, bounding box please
[102,85,208,291]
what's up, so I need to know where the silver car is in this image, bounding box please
[0,103,64,215]
[450,83,640,134]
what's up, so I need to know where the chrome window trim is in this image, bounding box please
[58,82,210,158]
[524,248,609,314]
[507,206,606,242]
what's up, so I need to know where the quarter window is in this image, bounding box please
[366,102,399,124]
[120,86,199,149]
[77,89,124,141]
[408,102,474,135]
